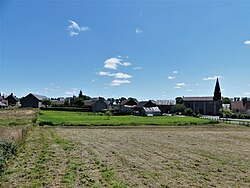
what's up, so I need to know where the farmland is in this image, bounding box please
[37,110,217,126]
[0,109,37,178]
[2,125,250,187]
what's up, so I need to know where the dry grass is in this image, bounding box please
[2,125,250,187]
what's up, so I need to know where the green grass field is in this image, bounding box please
[38,110,217,126]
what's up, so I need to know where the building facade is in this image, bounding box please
[183,78,222,115]
[21,93,47,108]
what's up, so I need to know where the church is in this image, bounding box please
[183,78,222,115]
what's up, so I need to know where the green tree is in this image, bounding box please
[184,108,193,116]
[42,99,51,107]
[219,108,234,118]
[171,104,187,114]
[175,97,183,104]
[75,98,85,107]
[222,97,231,104]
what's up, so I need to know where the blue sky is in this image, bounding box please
[1,1,250,100]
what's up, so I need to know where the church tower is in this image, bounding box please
[213,78,221,101]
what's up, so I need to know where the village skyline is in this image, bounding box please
[1,1,250,100]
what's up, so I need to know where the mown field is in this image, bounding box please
[38,110,217,126]
[0,109,37,178]
[1,126,250,187]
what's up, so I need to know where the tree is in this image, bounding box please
[75,97,84,107]
[171,104,187,114]
[79,90,83,98]
[175,97,183,104]
[219,108,233,118]
[42,99,52,107]
[184,108,193,116]
[222,97,231,104]
[213,78,222,101]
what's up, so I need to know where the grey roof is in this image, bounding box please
[84,100,96,106]
[135,100,156,108]
[120,98,137,106]
[143,107,161,113]
[154,100,176,106]
[183,96,214,102]
[31,94,47,101]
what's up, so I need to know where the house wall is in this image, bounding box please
[231,101,246,113]
[184,101,222,115]
[21,94,40,108]
[91,100,107,112]
[6,96,18,106]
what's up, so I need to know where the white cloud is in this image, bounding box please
[176,83,186,87]
[136,27,143,34]
[69,31,79,36]
[110,79,130,86]
[97,71,132,79]
[168,76,176,80]
[186,89,193,92]
[114,73,132,79]
[174,83,186,89]
[97,71,110,76]
[67,20,89,37]
[104,57,132,70]
[244,40,250,45]
[173,71,178,74]
[202,75,222,81]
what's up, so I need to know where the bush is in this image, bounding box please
[219,108,234,118]
[39,121,54,126]
[0,140,17,177]
[171,104,187,114]
[184,108,193,116]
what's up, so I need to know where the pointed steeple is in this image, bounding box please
[213,78,221,101]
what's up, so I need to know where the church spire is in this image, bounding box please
[213,78,221,101]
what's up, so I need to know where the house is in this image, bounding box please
[183,78,222,115]
[153,100,176,113]
[183,97,222,115]
[118,98,138,113]
[21,93,47,108]
[84,98,107,112]
[6,93,19,106]
[51,98,65,106]
[141,107,161,116]
[231,99,250,113]
[134,100,161,116]
[0,101,8,109]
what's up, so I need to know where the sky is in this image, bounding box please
[1,0,250,100]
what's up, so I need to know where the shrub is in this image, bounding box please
[184,108,193,116]
[39,121,54,126]
[0,140,17,177]
[219,108,234,118]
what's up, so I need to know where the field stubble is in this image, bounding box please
[2,125,250,187]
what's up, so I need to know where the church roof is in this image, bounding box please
[183,97,214,102]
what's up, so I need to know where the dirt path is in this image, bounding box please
[2,125,250,187]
